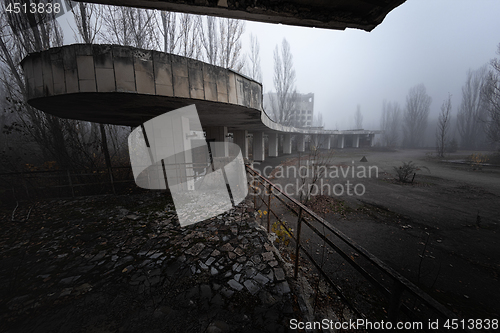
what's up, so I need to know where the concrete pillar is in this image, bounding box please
[253,131,265,161]
[354,134,360,148]
[283,133,292,154]
[370,134,375,147]
[311,135,319,150]
[297,134,306,152]
[233,130,248,159]
[324,135,331,150]
[268,133,278,157]
[337,135,344,149]
[205,126,228,157]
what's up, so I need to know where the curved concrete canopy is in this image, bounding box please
[78,0,406,32]
[21,44,378,136]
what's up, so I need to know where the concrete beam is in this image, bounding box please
[268,133,278,157]
[297,134,306,152]
[253,132,265,161]
[283,133,292,154]
[233,130,248,159]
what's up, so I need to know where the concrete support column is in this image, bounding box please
[354,134,360,148]
[283,133,292,154]
[233,130,248,159]
[324,135,331,150]
[297,134,306,152]
[205,126,228,157]
[370,134,375,147]
[337,135,344,149]
[311,135,319,150]
[253,131,265,161]
[268,133,278,157]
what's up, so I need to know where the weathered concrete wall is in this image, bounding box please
[21,44,262,111]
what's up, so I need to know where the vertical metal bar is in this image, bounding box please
[388,280,404,323]
[108,167,116,194]
[67,170,75,197]
[253,172,256,210]
[267,183,271,233]
[294,207,304,279]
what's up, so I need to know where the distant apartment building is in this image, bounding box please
[263,92,314,128]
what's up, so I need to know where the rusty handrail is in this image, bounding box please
[246,164,470,330]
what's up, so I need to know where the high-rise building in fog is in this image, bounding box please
[263,92,314,128]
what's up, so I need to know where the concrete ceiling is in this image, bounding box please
[79,0,406,31]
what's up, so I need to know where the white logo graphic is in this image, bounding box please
[128,105,247,226]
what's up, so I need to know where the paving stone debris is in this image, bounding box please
[0,192,304,332]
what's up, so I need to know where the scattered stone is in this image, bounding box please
[273,268,285,281]
[262,252,274,261]
[228,279,244,291]
[185,243,206,256]
[243,280,260,295]
[220,287,234,298]
[59,276,81,284]
[275,281,291,295]
[220,243,234,252]
[253,273,269,285]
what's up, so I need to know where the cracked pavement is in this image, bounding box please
[0,192,302,333]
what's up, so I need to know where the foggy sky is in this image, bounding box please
[243,0,500,131]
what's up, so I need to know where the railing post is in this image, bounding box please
[108,167,116,194]
[267,183,271,233]
[294,207,304,279]
[253,173,256,210]
[67,170,75,197]
[388,280,404,323]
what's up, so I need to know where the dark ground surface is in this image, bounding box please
[0,193,308,333]
[253,148,500,324]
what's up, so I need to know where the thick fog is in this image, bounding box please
[242,0,500,133]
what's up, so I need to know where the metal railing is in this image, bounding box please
[246,164,471,331]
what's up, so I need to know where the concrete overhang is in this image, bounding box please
[77,0,406,32]
[21,44,379,136]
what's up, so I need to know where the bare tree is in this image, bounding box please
[313,112,325,127]
[71,2,103,44]
[198,16,219,65]
[436,94,452,157]
[380,100,402,147]
[485,44,500,147]
[457,66,489,149]
[176,13,202,59]
[245,33,262,82]
[101,6,158,50]
[159,11,179,53]
[218,18,245,71]
[403,84,431,148]
[354,104,363,129]
[269,38,297,126]
[0,2,76,170]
